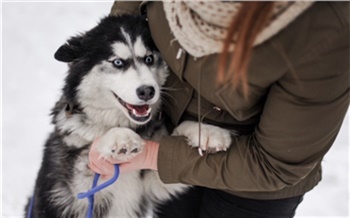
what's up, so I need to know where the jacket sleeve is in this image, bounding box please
[110,1,141,16]
[157,2,350,193]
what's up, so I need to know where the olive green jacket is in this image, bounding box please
[111,2,350,199]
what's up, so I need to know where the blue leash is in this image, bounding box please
[27,164,120,218]
[27,193,35,218]
[77,164,120,218]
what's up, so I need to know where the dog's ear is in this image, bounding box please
[54,36,84,62]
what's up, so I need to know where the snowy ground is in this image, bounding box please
[2,2,349,218]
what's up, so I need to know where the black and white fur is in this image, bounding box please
[26,15,232,218]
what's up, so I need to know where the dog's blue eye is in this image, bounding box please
[144,55,153,65]
[113,59,125,68]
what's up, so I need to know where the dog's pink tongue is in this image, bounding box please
[127,104,150,115]
[134,105,149,115]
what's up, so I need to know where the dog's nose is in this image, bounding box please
[136,85,155,101]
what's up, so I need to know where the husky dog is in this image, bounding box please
[26,14,232,218]
[25,14,168,218]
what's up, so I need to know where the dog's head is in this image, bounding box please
[55,15,168,126]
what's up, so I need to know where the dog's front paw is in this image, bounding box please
[173,121,231,155]
[97,127,144,162]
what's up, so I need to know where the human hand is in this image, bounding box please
[88,137,115,179]
[88,138,159,179]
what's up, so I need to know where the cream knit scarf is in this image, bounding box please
[163,1,314,58]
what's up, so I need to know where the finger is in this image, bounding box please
[90,164,113,180]
[104,156,126,165]
[88,161,111,175]
[88,158,114,176]
[88,162,104,175]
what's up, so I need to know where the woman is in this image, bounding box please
[90,1,349,217]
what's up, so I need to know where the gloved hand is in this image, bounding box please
[88,138,159,179]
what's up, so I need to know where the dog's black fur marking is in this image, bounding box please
[28,132,90,217]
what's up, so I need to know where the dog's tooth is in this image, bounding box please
[147,107,152,114]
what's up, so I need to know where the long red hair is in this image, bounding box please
[218,2,275,97]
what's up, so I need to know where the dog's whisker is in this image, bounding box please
[161,93,178,104]
[160,86,181,92]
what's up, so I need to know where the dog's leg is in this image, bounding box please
[91,127,147,217]
[96,127,145,162]
[173,120,232,154]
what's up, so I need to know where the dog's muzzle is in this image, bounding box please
[112,92,152,123]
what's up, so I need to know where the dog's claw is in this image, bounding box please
[198,148,203,156]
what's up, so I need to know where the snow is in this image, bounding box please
[1,2,349,218]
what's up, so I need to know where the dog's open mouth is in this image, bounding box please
[112,92,152,122]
